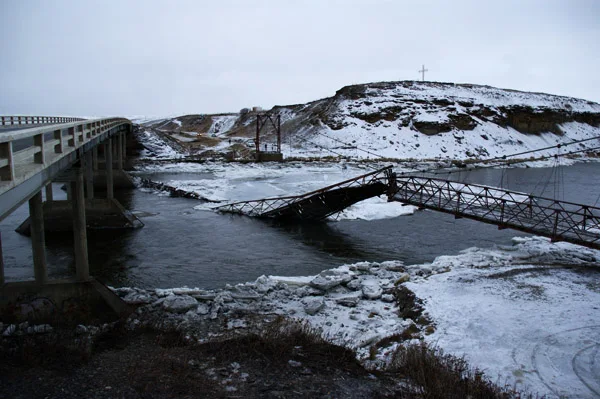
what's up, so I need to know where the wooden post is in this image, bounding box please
[29,191,47,284]
[71,169,89,281]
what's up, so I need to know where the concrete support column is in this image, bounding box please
[29,191,47,284]
[71,168,89,281]
[92,146,98,171]
[122,131,127,161]
[45,183,53,202]
[104,139,114,199]
[0,232,4,285]
[117,133,123,170]
[85,151,94,199]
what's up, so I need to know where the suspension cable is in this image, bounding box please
[404,144,600,177]
[297,129,600,180]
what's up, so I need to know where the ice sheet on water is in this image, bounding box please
[330,196,417,221]
[137,162,416,222]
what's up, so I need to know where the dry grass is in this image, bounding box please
[1,318,541,398]
[388,343,538,399]
[201,317,357,366]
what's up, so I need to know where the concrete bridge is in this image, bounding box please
[0,116,137,320]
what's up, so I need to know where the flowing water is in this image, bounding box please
[2,162,599,289]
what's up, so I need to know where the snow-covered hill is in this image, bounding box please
[139,81,600,161]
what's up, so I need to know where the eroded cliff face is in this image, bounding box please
[316,81,600,136]
[144,81,600,160]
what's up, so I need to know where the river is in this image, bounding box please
[2,161,599,289]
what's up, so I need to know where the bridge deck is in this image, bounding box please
[0,117,131,222]
[390,175,600,250]
[217,167,600,250]
[217,166,394,221]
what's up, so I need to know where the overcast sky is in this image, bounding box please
[1,0,599,117]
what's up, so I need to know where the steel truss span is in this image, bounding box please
[217,166,600,250]
[217,166,395,221]
[390,175,600,250]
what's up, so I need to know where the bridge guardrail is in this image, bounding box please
[0,115,85,127]
[391,176,600,250]
[0,117,130,186]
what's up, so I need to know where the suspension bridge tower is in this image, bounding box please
[255,113,283,162]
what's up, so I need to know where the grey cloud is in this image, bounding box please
[1,0,598,117]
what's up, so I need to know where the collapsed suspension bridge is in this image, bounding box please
[217,163,600,251]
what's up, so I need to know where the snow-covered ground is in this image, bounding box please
[407,236,600,398]
[136,81,600,162]
[207,115,238,137]
[137,129,183,159]
[111,236,600,398]
[287,121,600,161]
[129,128,600,397]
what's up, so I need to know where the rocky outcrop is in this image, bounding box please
[142,80,600,160]
[324,81,600,136]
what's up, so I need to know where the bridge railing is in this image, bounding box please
[0,115,85,127]
[0,117,130,185]
[391,176,600,249]
[218,166,394,217]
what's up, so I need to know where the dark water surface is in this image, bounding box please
[2,163,599,289]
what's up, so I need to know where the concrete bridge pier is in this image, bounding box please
[45,183,53,203]
[0,117,135,325]
[105,138,114,199]
[15,134,142,236]
[84,151,94,200]
[88,132,133,192]
[117,133,123,170]
[0,232,3,285]
[71,167,89,281]
[29,191,47,285]
[92,146,98,170]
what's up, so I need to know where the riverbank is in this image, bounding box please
[3,235,597,397]
[0,314,532,398]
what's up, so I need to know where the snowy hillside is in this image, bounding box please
[138,81,600,161]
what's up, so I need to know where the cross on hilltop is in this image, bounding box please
[418,65,428,82]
